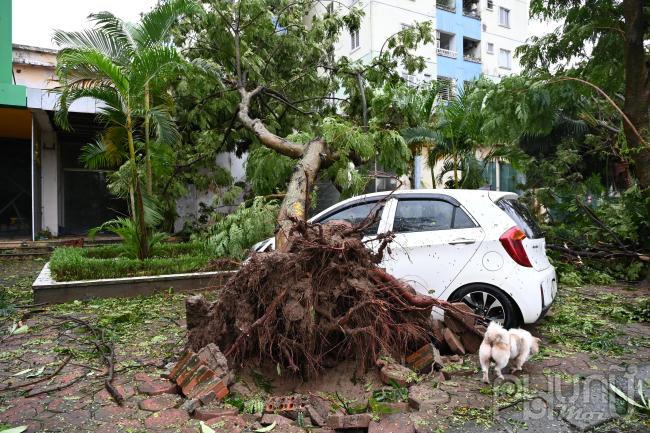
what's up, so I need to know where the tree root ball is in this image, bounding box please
[185,218,441,378]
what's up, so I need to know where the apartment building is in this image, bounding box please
[310,0,528,197]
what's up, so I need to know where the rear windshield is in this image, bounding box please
[496,199,544,239]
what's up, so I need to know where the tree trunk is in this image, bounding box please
[144,83,152,196]
[623,0,650,286]
[275,138,327,252]
[127,117,149,258]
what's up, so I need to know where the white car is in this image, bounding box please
[252,189,557,328]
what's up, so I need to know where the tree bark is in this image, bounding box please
[144,83,152,196]
[623,0,650,285]
[276,138,326,251]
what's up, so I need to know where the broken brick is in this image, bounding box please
[368,413,414,433]
[406,343,443,373]
[326,414,371,429]
[261,413,294,426]
[169,352,193,382]
[443,327,465,355]
[194,407,240,421]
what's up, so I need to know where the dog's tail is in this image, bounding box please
[483,321,509,346]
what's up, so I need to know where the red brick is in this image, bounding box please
[169,352,193,381]
[175,355,202,385]
[0,403,43,423]
[94,404,138,422]
[137,380,179,396]
[443,328,466,355]
[383,402,411,413]
[202,378,229,401]
[194,407,240,421]
[261,413,293,426]
[48,397,89,413]
[140,394,179,411]
[185,372,217,399]
[42,410,90,430]
[206,415,247,433]
[181,363,210,395]
[4,420,41,433]
[95,418,143,433]
[144,408,189,429]
[135,372,154,382]
[368,412,414,433]
[326,414,371,429]
[460,331,482,354]
[407,344,443,373]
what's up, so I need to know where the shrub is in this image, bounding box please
[48,243,209,281]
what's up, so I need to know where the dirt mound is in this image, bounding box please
[186,217,479,379]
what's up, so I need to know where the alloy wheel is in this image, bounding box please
[460,291,506,325]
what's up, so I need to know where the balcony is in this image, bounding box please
[462,10,481,19]
[463,54,481,63]
[436,2,456,13]
[437,48,458,58]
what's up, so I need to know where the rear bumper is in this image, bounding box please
[501,264,556,324]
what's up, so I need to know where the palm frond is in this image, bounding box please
[79,137,126,169]
[133,0,204,50]
[53,28,130,64]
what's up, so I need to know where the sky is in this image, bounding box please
[13,0,559,49]
[12,0,159,49]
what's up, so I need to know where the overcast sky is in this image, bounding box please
[13,0,559,49]
[12,0,159,49]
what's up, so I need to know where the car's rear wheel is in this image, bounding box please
[448,284,518,329]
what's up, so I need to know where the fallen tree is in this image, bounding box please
[185,214,481,379]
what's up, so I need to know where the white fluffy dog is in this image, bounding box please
[479,322,540,383]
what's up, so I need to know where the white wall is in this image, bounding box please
[174,152,247,232]
[480,0,529,79]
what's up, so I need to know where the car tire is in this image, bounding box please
[448,284,518,329]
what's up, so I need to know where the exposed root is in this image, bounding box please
[186,217,474,378]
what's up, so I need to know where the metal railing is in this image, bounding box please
[437,48,458,58]
[463,54,482,63]
[436,3,456,12]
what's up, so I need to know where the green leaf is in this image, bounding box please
[200,421,216,433]
[255,421,276,432]
[0,427,29,433]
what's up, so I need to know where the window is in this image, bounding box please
[453,208,477,229]
[487,43,494,54]
[486,0,494,10]
[318,201,384,235]
[423,74,432,84]
[350,29,360,51]
[499,49,511,68]
[402,72,417,87]
[499,7,510,27]
[437,76,457,101]
[393,200,454,233]
[495,199,544,239]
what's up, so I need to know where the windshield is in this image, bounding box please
[496,199,544,239]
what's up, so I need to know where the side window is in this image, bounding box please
[393,200,454,233]
[317,201,383,235]
[453,208,477,229]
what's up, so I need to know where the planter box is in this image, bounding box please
[33,262,235,304]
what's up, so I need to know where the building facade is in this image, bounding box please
[311,0,529,195]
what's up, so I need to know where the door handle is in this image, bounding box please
[449,238,476,245]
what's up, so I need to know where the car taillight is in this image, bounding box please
[499,226,532,267]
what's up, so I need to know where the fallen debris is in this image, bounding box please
[185,217,483,379]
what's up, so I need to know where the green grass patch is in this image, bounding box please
[49,242,210,281]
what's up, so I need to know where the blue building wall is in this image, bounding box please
[436,0,482,90]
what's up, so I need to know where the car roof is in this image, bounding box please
[310,189,520,222]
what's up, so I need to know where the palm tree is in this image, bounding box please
[52,2,218,258]
[53,0,204,195]
[402,83,523,189]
